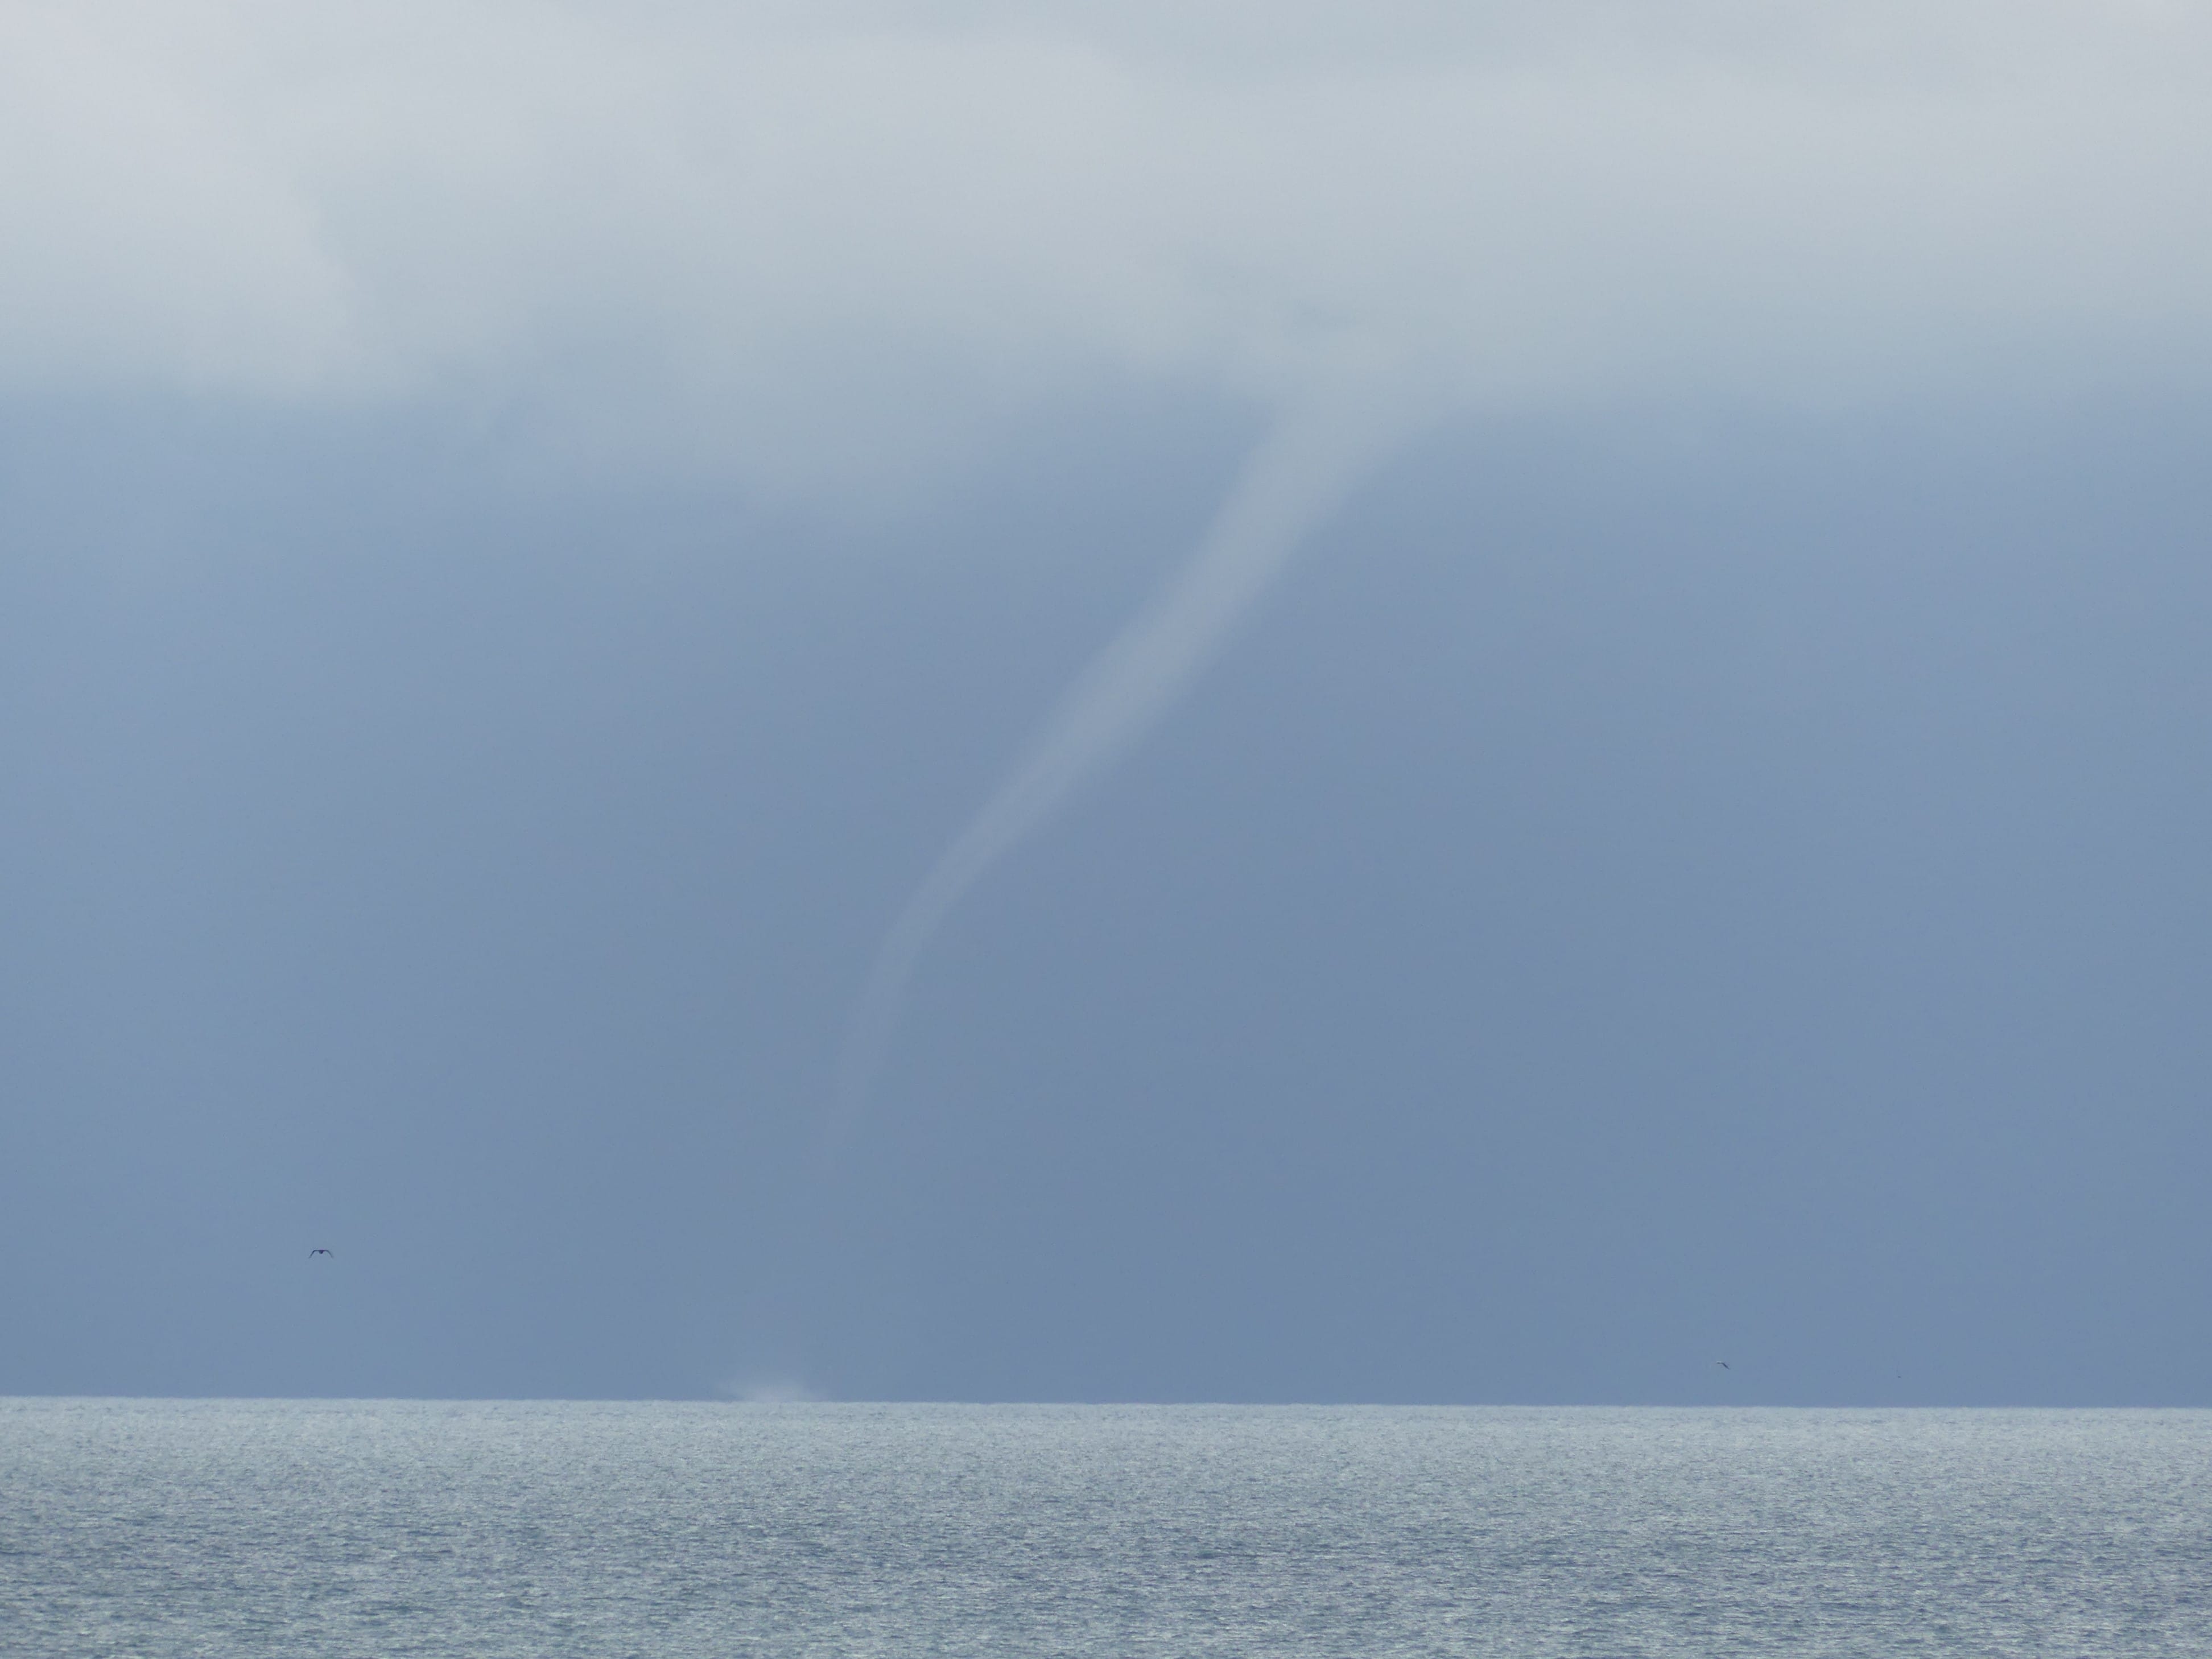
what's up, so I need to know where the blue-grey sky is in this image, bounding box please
[5,2,2212,1402]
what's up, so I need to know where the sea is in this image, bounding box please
[3,1400,2209,1656]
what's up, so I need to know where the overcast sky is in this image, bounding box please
[5,0,2211,1402]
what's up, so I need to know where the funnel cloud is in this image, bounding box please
[833,393,1409,1134]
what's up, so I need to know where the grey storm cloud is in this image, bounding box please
[12,5,2212,1410]
[11,0,2212,1118]
[6,0,2212,490]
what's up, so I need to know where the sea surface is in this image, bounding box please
[3,1400,2209,1656]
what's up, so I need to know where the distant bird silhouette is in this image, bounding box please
[1714,1360,1730,1369]
[308,1248,334,1259]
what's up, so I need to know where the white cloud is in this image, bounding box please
[6,0,2211,487]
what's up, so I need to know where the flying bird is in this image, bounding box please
[1714,1360,1730,1369]
[309,1248,334,1258]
